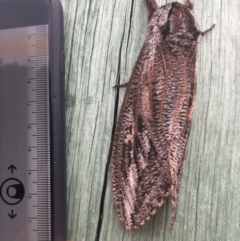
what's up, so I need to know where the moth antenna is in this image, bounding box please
[146,0,158,20]
[184,0,194,10]
[200,24,216,36]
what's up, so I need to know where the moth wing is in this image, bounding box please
[160,2,201,231]
[167,50,198,232]
[112,44,172,230]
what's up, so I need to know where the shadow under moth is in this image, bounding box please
[111,0,214,233]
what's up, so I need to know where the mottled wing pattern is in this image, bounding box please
[161,3,200,232]
[112,1,201,231]
[112,4,173,230]
[111,48,172,230]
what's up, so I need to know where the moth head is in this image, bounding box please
[160,2,200,52]
[166,2,198,36]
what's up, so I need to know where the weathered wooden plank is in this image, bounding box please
[61,0,240,240]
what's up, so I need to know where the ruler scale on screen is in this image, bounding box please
[0,25,52,241]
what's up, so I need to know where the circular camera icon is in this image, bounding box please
[0,178,25,205]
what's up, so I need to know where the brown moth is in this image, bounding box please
[111,0,214,233]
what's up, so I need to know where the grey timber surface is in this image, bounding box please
[61,0,240,240]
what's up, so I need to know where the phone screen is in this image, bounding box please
[0,1,52,241]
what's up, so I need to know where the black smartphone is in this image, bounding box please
[0,0,66,241]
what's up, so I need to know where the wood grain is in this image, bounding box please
[61,0,240,240]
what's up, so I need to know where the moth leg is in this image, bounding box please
[200,24,216,36]
[146,0,158,20]
[113,82,129,88]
